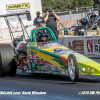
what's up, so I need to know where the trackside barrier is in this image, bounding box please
[57,20,78,30]
[59,36,100,58]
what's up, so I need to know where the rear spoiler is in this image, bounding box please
[0,11,31,21]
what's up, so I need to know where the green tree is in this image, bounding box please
[72,0,78,9]
[78,0,94,7]
[41,0,98,12]
[41,0,74,12]
[93,0,99,8]
[41,0,56,12]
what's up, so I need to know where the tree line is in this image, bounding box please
[41,0,100,12]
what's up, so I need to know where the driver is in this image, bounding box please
[37,31,48,48]
[37,31,48,42]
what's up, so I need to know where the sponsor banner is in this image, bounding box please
[59,36,84,54]
[86,37,100,56]
[59,36,100,57]
[68,40,84,54]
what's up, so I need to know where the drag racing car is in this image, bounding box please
[1,26,100,82]
[0,13,100,82]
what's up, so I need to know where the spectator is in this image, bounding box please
[34,11,44,27]
[81,13,88,25]
[44,7,60,39]
[89,11,98,20]
[89,11,98,26]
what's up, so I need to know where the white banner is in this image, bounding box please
[59,36,100,58]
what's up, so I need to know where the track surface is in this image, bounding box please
[0,59,100,100]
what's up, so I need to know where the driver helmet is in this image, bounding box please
[37,31,48,42]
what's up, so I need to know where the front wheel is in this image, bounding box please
[68,54,79,82]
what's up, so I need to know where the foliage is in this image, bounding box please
[93,0,99,8]
[41,0,99,12]
[78,0,94,7]
[41,0,77,12]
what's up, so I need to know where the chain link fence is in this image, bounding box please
[55,8,99,21]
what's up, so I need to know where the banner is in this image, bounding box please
[59,36,100,58]
[86,37,100,56]
[6,3,30,10]
[59,36,84,54]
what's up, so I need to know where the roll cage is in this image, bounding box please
[30,27,57,42]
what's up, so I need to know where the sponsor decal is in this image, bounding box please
[32,63,35,67]
[34,52,37,55]
[45,67,49,70]
[6,3,30,10]
[36,57,41,60]
[34,60,37,64]
[26,70,32,73]
[34,56,36,59]
[94,39,100,54]
[29,55,32,59]
[55,68,59,71]
[44,59,47,62]
[31,51,34,55]
[37,66,41,70]
[44,64,47,66]
[30,60,33,62]
[24,66,27,70]
[28,65,31,69]
[41,66,45,70]
[86,38,94,55]
[38,62,43,65]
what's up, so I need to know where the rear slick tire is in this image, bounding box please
[0,44,16,77]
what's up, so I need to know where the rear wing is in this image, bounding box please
[0,11,31,41]
[0,11,31,21]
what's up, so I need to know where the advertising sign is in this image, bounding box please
[6,3,30,10]
[68,40,84,54]
[59,36,84,54]
[59,36,100,58]
[93,37,100,55]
